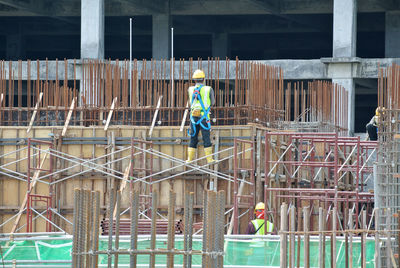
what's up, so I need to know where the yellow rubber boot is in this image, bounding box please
[204,147,215,164]
[186,147,196,163]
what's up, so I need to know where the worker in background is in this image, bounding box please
[186,69,216,164]
[366,107,382,141]
[246,202,274,235]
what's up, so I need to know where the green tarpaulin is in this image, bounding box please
[0,236,375,267]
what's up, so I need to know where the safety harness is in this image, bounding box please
[188,85,211,137]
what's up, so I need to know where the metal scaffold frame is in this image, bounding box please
[0,136,256,235]
[263,132,377,235]
[264,132,377,190]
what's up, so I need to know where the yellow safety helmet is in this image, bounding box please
[255,202,265,211]
[192,69,205,79]
[376,106,386,116]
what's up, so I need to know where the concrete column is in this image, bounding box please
[385,11,400,57]
[152,14,171,60]
[332,0,357,135]
[6,34,24,60]
[333,0,357,57]
[212,33,230,59]
[81,0,104,59]
[332,78,356,135]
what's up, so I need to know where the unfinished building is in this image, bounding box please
[0,0,400,267]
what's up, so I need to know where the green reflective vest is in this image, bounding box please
[188,85,212,118]
[251,219,274,235]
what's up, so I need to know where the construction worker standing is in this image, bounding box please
[366,107,383,141]
[186,69,215,164]
[246,202,273,235]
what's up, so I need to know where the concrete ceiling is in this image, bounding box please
[0,0,398,16]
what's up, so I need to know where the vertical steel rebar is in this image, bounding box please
[91,191,100,268]
[114,190,121,268]
[72,189,81,268]
[107,190,115,268]
[167,190,176,268]
[130,190,140,268]
[150,190,158,268]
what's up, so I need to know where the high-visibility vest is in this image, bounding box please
[188,85,211,117]
[251,219,274,235]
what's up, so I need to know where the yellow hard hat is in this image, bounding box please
[192,69,205,79]
[375,107,380,116]
[255,202,265,211]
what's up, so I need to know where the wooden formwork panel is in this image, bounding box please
[0,125,256,234]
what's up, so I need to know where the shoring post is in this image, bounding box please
[167,190,176,268]
[280,202,288,268]
[303,206,310,268]
[375,209,380,268]
[150,190,158,268]
[91,191,100,268]
[334,132,339,188]
[78,189,85,268]
[27,138,31,232]
[345,206,349,268]
[48,141,54,232]
[356,136,361,191]
[398,210,400,267]
[250,140,255,208]
[130,190,140,268]
[288,135,293,184]
[332,207,337,268]
[72,189,80,267]
[215,190,226,267]
[86,191,94,268]
[82,190,89,267]
[362,210,367,268]
[289,206,295,268]
[107,189,115,267]
[207,190,217,267]
[184,191,194,268]
[386,208,392,268]
[233,138,239,234]
[114,190,121,268]
[264,131,270,233]
[202,190,208,266]
[349,209,353,268]
[256,130,262,203]
[319,207,325,268]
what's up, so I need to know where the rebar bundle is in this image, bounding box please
[0,58,348,132]
[376,63,400,267]
[71,188,225,268]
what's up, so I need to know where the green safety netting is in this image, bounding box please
[0,237,375,267]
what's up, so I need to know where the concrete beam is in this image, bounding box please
[0,0,397,17]
[246,0,280,14]
[0,0,76,24]
[281,0,399,14]
[116,0,166,13]
[1,58,399,81]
